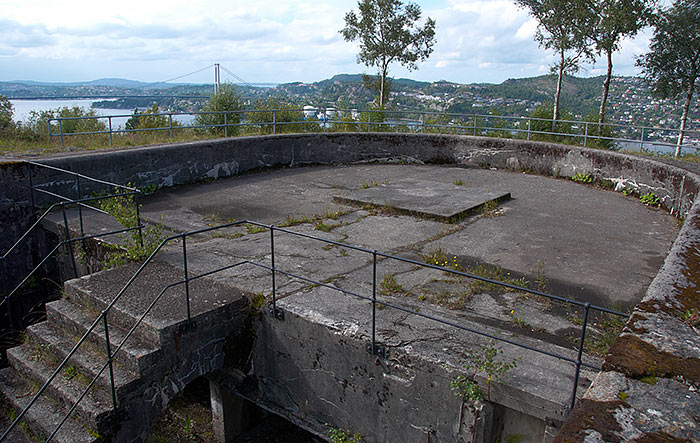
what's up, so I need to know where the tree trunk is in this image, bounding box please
[552,50,565,132]
[675,77,696,157]
[380,64,387,108]
[598,50,613,125]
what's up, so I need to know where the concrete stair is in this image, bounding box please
[0,259,249,442]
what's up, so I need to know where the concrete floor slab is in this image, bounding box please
[335,178,511,222]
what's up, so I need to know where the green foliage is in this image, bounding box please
[0,95,14,135]
[125,104,178,132]
[379,273,404,295]
[583,115,617,149]
[454,179,464,186]
[451,340,517,402]
[26,106,107,139]
[571,172,593,184]
[527,102,575,142]
[340,0,436,107]
[327,426,364,443]
[246,98,307,134]
[244,223,267,234]
[636,0,700,156]
[98,187,166,268]
[639,375,658,384]
[585,313,626,357]
[683,308,699,327]
[578,0,654,124]
[640,192,661,207]
[617,390,629,402]
[362,73,393,106]
[450,375,484,402]
[195,84,243,136]
[515,0,594,122]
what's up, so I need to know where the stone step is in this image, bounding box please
[63,259,250,355]
[46,298,162,377]
[24,322,141,403]
[0,368,100,443]
[5,345,113,434]
[62,260,196,348]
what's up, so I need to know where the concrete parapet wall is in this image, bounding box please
[3,134,699,440]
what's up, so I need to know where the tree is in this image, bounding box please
[581,0,654,124]
[195,83,243,136]
[0,95,14,135]
[247,99,308,134]
[125,104,174,132]
[637,0,700,157]
[362,73,393,106]
[340,0,436,108]
[516,0,593,129]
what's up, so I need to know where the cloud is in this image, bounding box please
[0,0,650,84]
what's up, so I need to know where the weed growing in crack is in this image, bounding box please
[481,200,502,217]
[682,308,699,327]
[99,186,166,269]
[584,313,627,357]
[359,181,378,189]
[571,173,593,184]
[451,340,517,402]
[640,192,661,207]
[327,425,364,443]
[379,274,404,296]
[244,223,267,234]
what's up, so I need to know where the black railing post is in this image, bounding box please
[61,203,78,278]
[102,313,118,410]
[372,250,377,351]
[269,226,283,320]
[570,302,591,412]
[224,112,228,138]
[169,113,174,139]
[58,119,64,147]
[182,234,191,322]
[27,163,35,213]
[75,174,84,239]
[108,116,113,147]
[368,110,372,133]
[134,194,144,248]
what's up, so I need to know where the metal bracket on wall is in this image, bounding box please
[366,343,386,358]
[270,307,285,321]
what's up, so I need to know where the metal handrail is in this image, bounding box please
[1,161,145,333]
[1,218,628,441]
[46,108,700,155]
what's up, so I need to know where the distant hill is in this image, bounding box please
[2,73,694,130]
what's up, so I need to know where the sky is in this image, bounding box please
[0,0,656,86]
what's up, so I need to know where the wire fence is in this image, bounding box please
[1,218,628,441]
[47,108,700,156]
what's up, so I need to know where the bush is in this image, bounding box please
[527,102,574,143]
[246,99,308,134]
[125,104,178,134]
[24,106,107,139]
[0,95,14,135]
[582,113,617,149]
[194,84,243,136]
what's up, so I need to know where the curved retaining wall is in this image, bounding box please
[2,133,699,440]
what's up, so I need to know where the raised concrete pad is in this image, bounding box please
[334,178,511,223]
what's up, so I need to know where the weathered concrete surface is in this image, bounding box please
[141,165,678,310]
[335,177,511,222]
[3,133,700,441]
